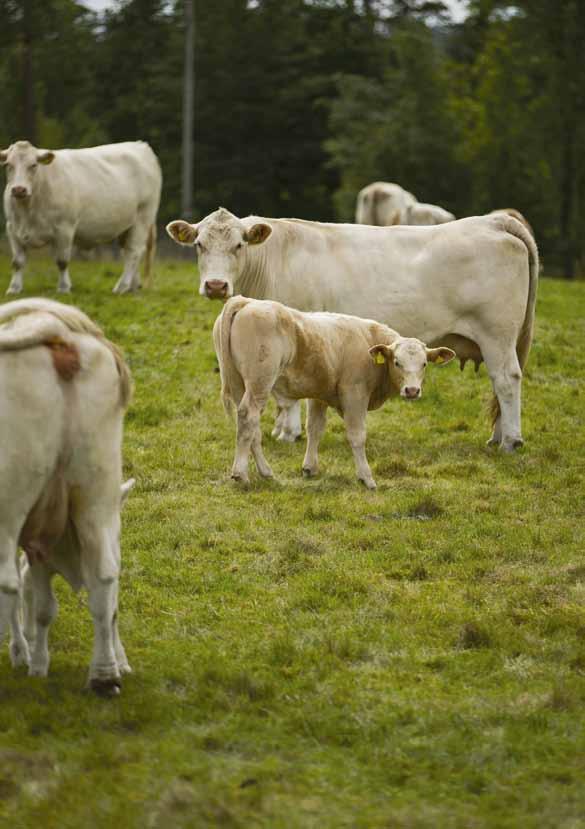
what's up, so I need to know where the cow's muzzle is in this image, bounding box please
[11,186,29,200]
[402,386,421,400]
[203,279,230,300]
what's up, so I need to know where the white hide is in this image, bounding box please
[1,140,162,295]
[355,181,418,226]
[0,299,132,694]
[167,208,539,450]
[406,202,455,225]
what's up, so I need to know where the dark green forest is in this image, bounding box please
[1,0,584,275]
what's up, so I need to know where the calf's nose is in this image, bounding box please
[204,279,229,298]
[404,386,421,399]
[11,186,28,199]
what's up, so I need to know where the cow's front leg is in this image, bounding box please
[53,231,74,293]
[302,399,328,477]
[341,399,376,490]
[28,565,58,677]
[6,226,26,294]
[272,395,302,442]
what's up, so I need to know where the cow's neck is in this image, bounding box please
[238,245,273,300]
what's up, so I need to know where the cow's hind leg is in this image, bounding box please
[481,341,524,451]
[0,528,24,662]
[232,389,270,484]
[113,217,150,294]
[302,399,328,478]
[27,565,58,677]
[76,513,122,695]
[9,556,30,668]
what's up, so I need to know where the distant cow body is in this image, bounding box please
[167,208,538,451]
[0,299,132,695]
[355,182,455,226]
[214,297,455,488]
[0,141,162,295]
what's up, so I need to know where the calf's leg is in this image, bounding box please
[232,390,266,483]
[302,399,328,477]
[341,399,376,490]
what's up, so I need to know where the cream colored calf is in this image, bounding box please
[214,297,455,489]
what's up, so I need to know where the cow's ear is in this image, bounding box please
[0,150,8,165]
[120,478,136,508]
[369,344,393,365]
[166,220,199,246]
[244,223,272,245]
[426,346,456,365]
[37,151,55,165]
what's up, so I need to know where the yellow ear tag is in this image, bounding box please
[375,352,386,365]
[435,355,445,364]
[178,229,190,242]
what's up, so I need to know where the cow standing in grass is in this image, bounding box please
[0,140,162,295]
[214,296,455,488]
[0,299,132,695]
[167,208,538,452]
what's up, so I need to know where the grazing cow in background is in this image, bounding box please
[355,181,417,226]
[167,208,538,452]
[406,202,455,225]
[0,299,132,695]
[0,140,162,295]
[214,296,455,489]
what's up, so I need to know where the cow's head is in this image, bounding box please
[166,207,272,299]
[0,141,55,201]
[369,338,455,399]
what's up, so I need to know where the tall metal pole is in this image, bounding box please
[181,0,194,218]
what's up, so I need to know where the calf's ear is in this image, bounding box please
[369,344,393,365]
[426,346,456,365]
[244,223,272,245]
[166,219,199,245]
[37,150,55,165]
[0,150,8,164]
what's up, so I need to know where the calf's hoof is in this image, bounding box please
[277,431,301,444]
[89,677,122,697]
[6,285,22,295]
[29,664,49,678]
[486,436,500,448]
[359,477,377,491]
[302,467,317,479]
[57,285,72,294]
[231,472,249,485]
[501,437,524,453]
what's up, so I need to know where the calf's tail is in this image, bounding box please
[489,215,539,425]
[216,296,250,416]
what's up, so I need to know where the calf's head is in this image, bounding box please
[369,338,455,399]
[0,141,55,201]
[166,207,272,299]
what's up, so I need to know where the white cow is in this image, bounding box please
[0,140,162,295]
[214,296,455,488]
[0,298,132,695]
[406,202,455,225]
[355,181,418,226]
[167,208,538,451]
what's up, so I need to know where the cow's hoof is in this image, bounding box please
[271,427,282,439]
[57,286,72,294]
[486,437,500,448]
[9,642,30,669]
[90,677,122,697]
[231,473,249,485]
[359,478,377,490]
[118,663,133,675]
[302,467,317,478]
[501,438,524,452]
[278,431,301,444]
[6,286,22,295]
[28,665,49,678]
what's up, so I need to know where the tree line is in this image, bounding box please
[1,0,584,275]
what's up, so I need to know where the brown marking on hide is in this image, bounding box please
[19,466,69,565]
[45,337,81,381]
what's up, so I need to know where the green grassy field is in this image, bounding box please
[1,255,584,829]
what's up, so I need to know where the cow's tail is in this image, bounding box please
[216,296,250,417]
[489,215,539,425]
[142,224,156,289]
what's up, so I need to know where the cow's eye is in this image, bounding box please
[196,241,205,253]
[235,242,244,251]
[29,164,38,171]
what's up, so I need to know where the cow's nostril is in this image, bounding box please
[404,387,420,399]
